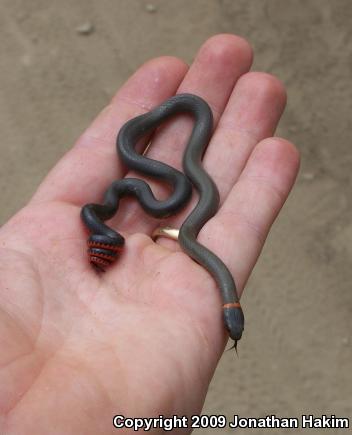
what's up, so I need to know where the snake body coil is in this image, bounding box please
[81,94,244,344]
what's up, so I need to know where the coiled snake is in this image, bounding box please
[81,94,244,347]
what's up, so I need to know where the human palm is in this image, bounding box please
[0,35,299,434]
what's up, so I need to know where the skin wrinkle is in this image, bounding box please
[88,105,145,143]
[4,203,61,238]
[0,296,35,346]
[150,113,202,139]
[124,269,154,306]
[56,354,115,415]
[233,72,287,107]
[215,122,266,143]
[40,278,114,357]
[32,146,125,206]
[141,244,168,302]
[5,347,113,430]
[0,352,45,416]
[153,143,190,164]
[0,250,43,341]
[112,57,188,102]
[114,84,188,116]
[75,270,104,309]
[209,209,266,247]
[117,94,175,114]
[0,347,34,373]
[127,259,172,307]
[0,243,36,265]
[203,147,250,200]
[101,269,137,305]
[3,338,62,421]
[76,127,114,152]
[109,196,158,231]
[201,133,256,203]
[0,308,35,366]
[240,173,288,204]
[75,136,118,158]
[217,118,283,155]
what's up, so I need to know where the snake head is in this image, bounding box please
[223,303,245,342]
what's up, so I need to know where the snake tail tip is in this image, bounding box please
[87,236,124,271]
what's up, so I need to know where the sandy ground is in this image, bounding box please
[1,0,351,433]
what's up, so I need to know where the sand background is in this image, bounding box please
[0,0,351,433]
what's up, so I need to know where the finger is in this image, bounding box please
[159,72,287,236]
[32,56,188,205]
[199,137,300,294]
[203,72,287,202]
[114,34,253,232]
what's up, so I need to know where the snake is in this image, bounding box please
[81,93,244,346]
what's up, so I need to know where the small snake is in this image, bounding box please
[81,93,244,346]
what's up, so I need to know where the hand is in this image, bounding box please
[0,34,299,434]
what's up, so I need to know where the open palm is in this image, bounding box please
[0,35,299,434]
